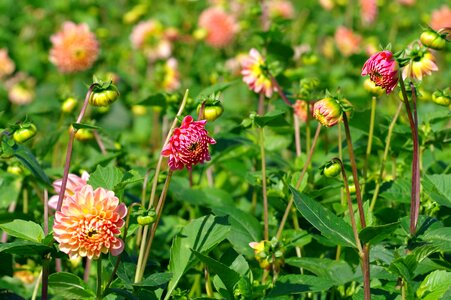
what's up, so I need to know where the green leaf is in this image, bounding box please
[285,257,355,286]
[359,222,400,245]
[212,205,262,257]
[267,274,334,297]
[0,220,45,242]
[291,187,356,248]
[165,215,231,300]
[416,270,451,300]
[48,272,95,299]
[422,174,451,208]
[103,288,138,300]
[254,109,289,127]
[379,179,411,204]
[0,172,21,209]
[133,272,172,288]
[71,123,100,130]
[88,164,124,190]
[13,144,50,184]
[423,227,451,252]
[192,250,241,300]
[0,240,52,255]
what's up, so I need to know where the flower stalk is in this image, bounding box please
[399,79,420,235]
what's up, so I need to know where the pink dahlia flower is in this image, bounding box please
[0,48,15,79]
[268,0,295,19]
[198,7,238,48]
[130,20,172,61]
[241,48,277,98]
[49,22,99,73]
[334,26,362,57]
[402,51,438,81]
[361,51,399,94]
[48,171,90,210]
[430,5,451,31]
[360,0,377,25]
[6,73,35,105]
[313,98,343,127]
[161,116,216,170]
[53,185,127,259]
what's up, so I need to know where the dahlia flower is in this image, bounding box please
[198,7,238,48]
[430,5,451,31]
[402,51,438,81]
[49,22,99,73]
[53,185,127,259]
[161,116,216,170]
[313,97,343,127]
[0,48,15,79]
[293,100,310,122]
[130,20,172,61]
[361,50,399,94]
[6,73,35,105]
[334,26,362,57]
[360,0,377,25]
[241,48,276,98]
[48,172,90,210]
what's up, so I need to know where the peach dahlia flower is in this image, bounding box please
[0,48,15,79]
[430,5,451,31]
[48,172,90,210]
[53,185,127,259]
[198,7,238,48]
[49,22,99,73]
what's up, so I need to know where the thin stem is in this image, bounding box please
[334,158,363,255]
[41,255,50,300]
[96,258,102,300]
[276,124,322,239]
[135,171,174,282]
[260,127,269,240]
[56,84,95,212]
[342,113,366,228]
[204,266,214,297]
[399,79,420,235]
[93,130,107,154]
[43,189,48,235]
[258,93,265,116]
[363,96,377,186]
[370,102,403,211]
[338,124,345,207]
[84,259,92,283]
[31,270,43,300]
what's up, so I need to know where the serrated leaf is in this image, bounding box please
[285,257,355,286]
[423,227,451,252]
[291,187,356,248]
[267,274,334,297]
[0,220,45,242]
[133,272,172,287]
[416,270,451,300]
[13,144,50,184]
[48,272,95,299]
[165,215,231,300]
[422,174,451,208]
[359,222,400,245]
[192,250,241,300]
[0,240,52,255]
[88,165,123,190]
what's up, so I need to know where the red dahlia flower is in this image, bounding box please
[361,50,399,94]
[161,116,216,170]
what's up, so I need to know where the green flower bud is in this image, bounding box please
[420,29,446,50]
[89,83,120,107]
[137,215,156,225]
[197,102,224,122]
[13,123,37,143]
[432,90,450,106]
[62,97,78,113]
[322,160,341,178]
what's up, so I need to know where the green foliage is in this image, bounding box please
[48,272,95,300]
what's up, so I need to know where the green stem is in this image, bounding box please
[276,124,322,239]
[363,96,377,187]
[399,79,420,235]
[370,102,403,211]
[204,266,214,297]
[41,255,50,300]
[294,112,302,157]
[260,127,269,240]
[96,258,102,300]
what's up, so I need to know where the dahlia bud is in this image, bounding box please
[61,97,78,113]
[89,81,120,107]
[73,128,94,141]
[137,209,156,225]
[197,99,224,122]
[13,123,37,143]
[361,50,399,94]
[420,29,446,50]
[432,90,450,106]
[313,97,343,127]
[321,160,341,178]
